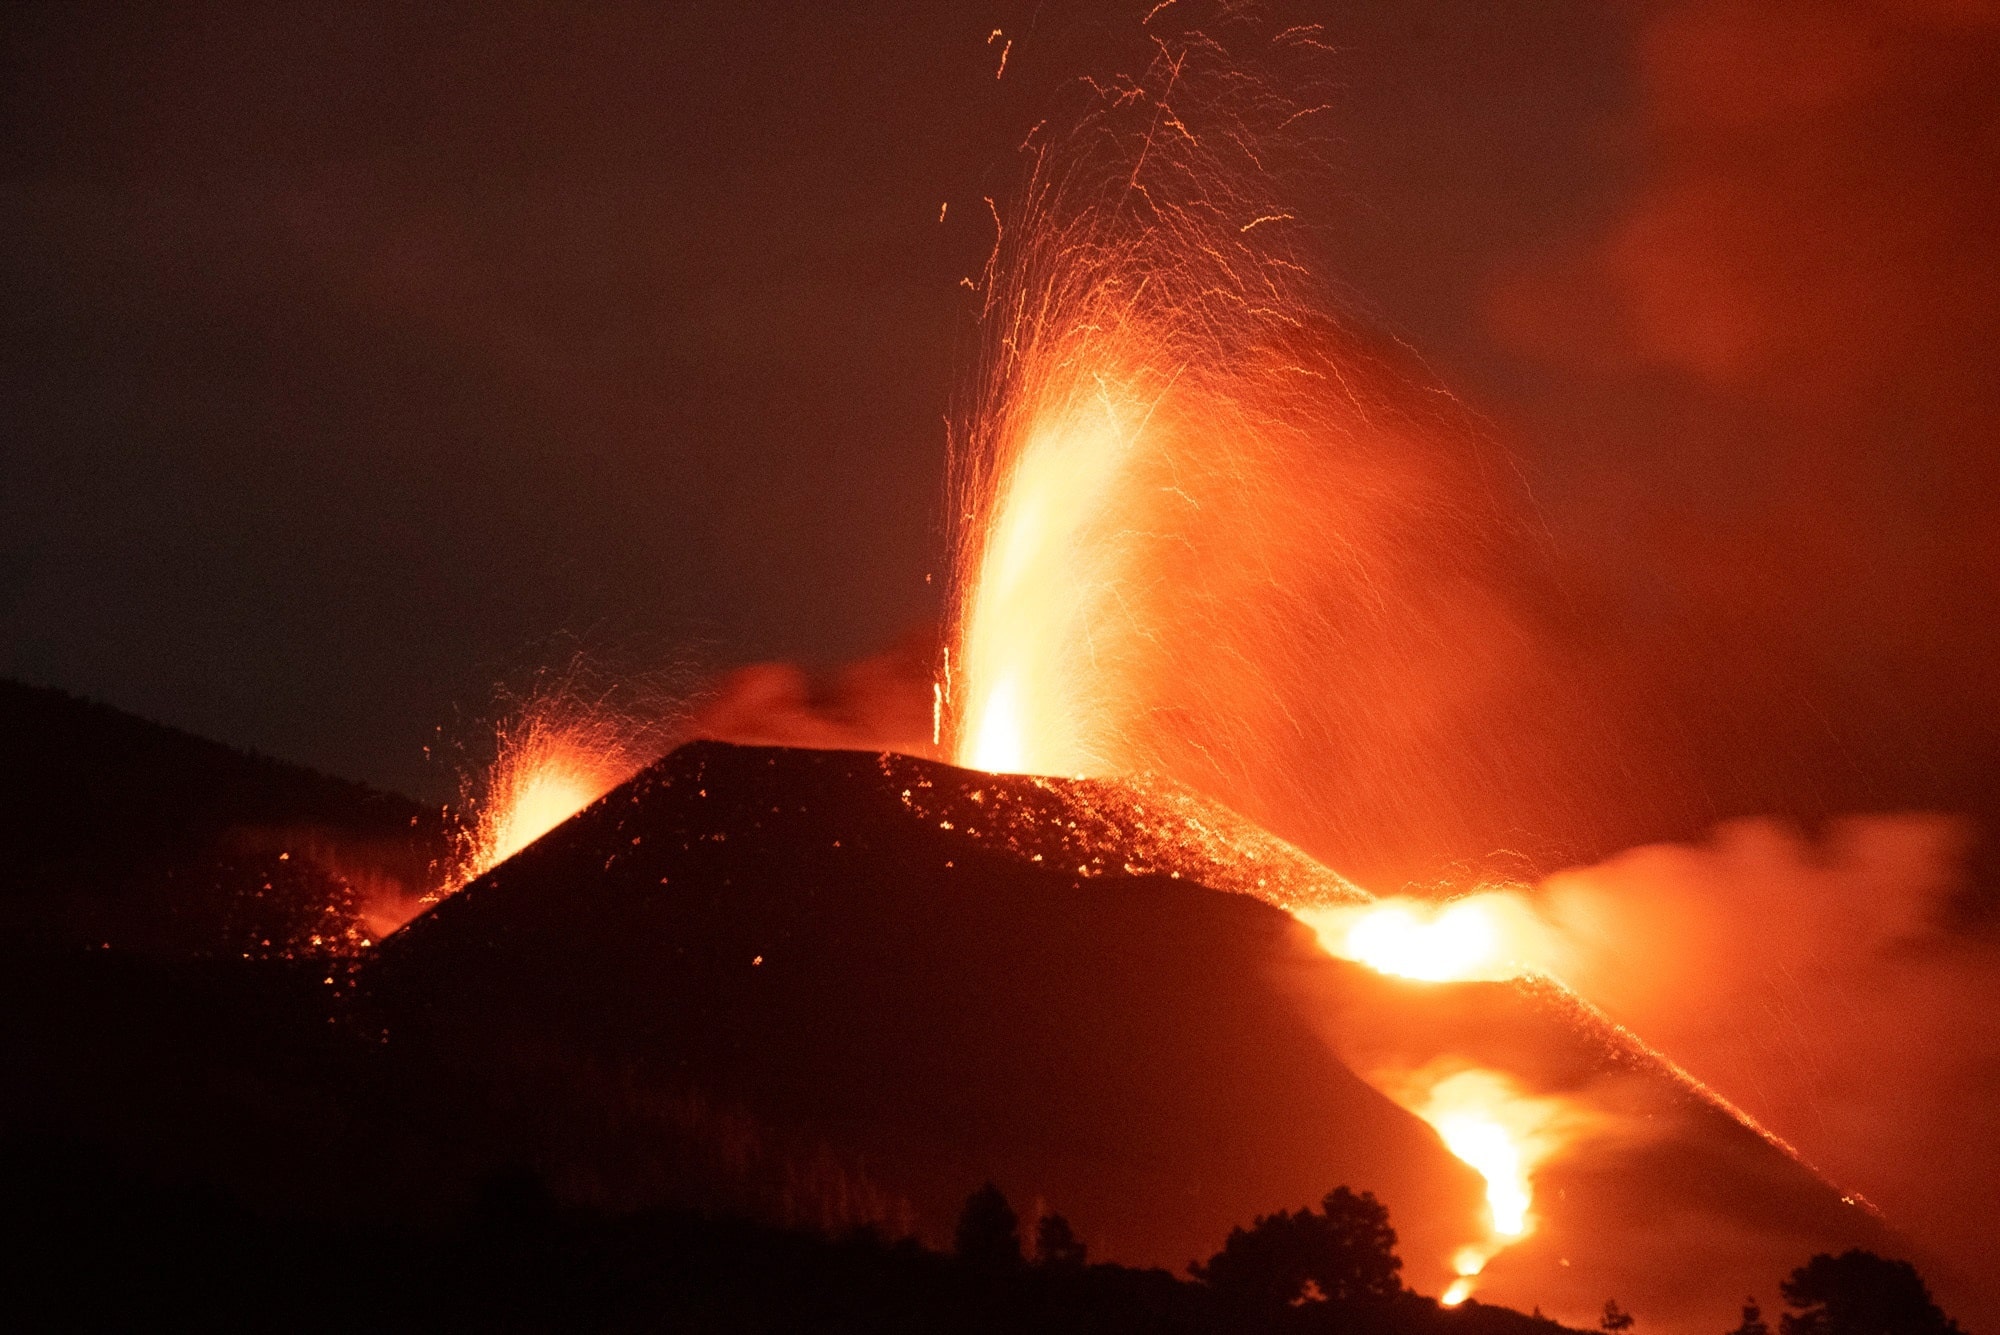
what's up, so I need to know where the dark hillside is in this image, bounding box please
[0,679,442,952]
[0,717,1928,1331]
[369,742,1483,1274]
[365,742,1901,1326]
[1,1128,1591,1335]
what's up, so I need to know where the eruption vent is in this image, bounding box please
[451,683,662,890]
[1296,893,1552,984]
[943,19,1538,888]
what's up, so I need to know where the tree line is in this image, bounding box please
[0,1129,1967,1333]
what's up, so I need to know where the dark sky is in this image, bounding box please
[4,0,1994,834]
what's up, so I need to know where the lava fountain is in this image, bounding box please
[942,21,1588,1301]
[943,22,1541,890]
[449,684,659,891]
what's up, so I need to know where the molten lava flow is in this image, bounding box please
[1295,893,1553,984]
[1400,1066,1569,1305]
[1290,895,1572,1299]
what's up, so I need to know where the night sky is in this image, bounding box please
[4,0,1994,839]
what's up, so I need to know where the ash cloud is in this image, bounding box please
[686,631,942,760]
[1486,0,2000,819]
[1530,814,2000,1321]
[1473,16,2000,1312]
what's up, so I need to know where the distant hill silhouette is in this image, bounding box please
[0,679,441,954]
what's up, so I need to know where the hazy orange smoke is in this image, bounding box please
[1527,815,2000,1308]
[935,8,1997,1323]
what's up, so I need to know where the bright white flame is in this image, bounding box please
[1294,892,1553,984]
[955,393,1145,777]
[485,765,599,868]
[970,676,1026,773]
[1348,900,1497,981]
[1435,1110,1530,1236]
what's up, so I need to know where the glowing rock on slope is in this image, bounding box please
[1290,895,1578,1304]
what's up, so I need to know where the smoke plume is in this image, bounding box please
[1531,814,2000,1316]
[1487,0,2000,819]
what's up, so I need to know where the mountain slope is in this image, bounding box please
[369,742,1904,1331]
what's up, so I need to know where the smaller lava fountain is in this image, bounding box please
[448,680,667,892]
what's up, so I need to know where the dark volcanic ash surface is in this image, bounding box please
[0,695,1928,1330]
[366,741,1906,1331]
[368,740,1482,1271]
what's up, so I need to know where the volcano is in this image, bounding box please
[365,740,1908,1333]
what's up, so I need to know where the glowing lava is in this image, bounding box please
[1404,1067,1568,1304]
[1295,893,1553,984]
[934,22,1655,1315]
[960,375,1178,777]
[1293,895,1570,1300]
[940,19,1533,903]
[453,701,649,888]
[479,746,608,869]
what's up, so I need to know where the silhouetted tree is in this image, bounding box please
[954,1182,1022,1269]
[1602,1300,1636,1333]
[1193,1186,1402,1317]
[1035,1212,1088,1268]
[1729,1298,1772,1335]
[1778,1252,1961,1335]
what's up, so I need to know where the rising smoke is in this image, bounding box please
[1528,814,2000,1308]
